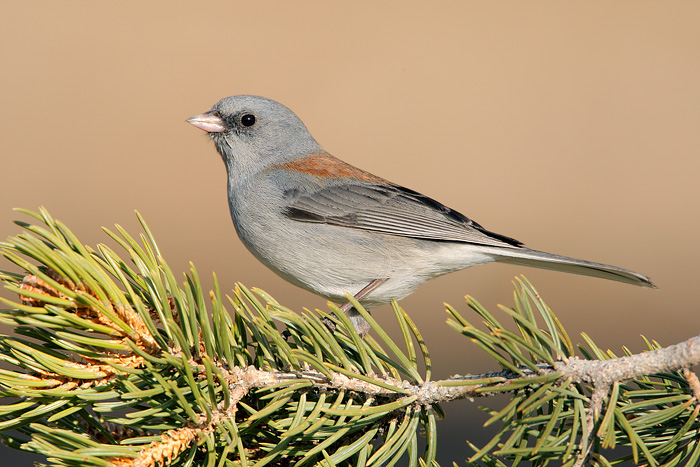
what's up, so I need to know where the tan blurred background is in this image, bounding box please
[2,1,699,464]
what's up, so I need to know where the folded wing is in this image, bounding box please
[284,182,523,248]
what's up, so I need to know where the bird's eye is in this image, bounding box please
[241,114,256,127]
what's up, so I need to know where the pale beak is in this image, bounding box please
[186,110,226,133]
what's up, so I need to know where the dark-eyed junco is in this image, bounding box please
[187,95,654,334]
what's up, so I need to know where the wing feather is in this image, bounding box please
[284,182,523,248]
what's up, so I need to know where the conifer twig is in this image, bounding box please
[683,367,700,402]
[557,335,700,385]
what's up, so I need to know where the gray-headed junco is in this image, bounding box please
[187,95,654,334]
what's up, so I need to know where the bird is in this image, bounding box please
[187,95,654,335]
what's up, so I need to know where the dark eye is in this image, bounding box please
[241,114,256,127]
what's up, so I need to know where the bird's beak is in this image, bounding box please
[186,110,226,133]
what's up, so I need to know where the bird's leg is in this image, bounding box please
[339,278,388,337]
[339,278,388,312]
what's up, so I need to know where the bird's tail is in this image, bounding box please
[485,247,655,288]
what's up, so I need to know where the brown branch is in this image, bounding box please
[222,332,700,405]
[572,384,610,467]
[556,335,700,385]
[683,368,700,402]
[146,334,700,421]
[220,366,538,405]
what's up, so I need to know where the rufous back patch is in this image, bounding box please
[271,151,387,183]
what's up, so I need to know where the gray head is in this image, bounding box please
[187,95,322,176]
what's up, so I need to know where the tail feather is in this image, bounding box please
[487,247,655,288]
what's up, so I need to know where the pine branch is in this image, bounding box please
[0,208,697,467]
[558,337,700,386]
